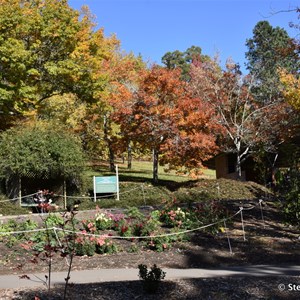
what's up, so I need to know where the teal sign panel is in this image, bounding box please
[94,176,118,193]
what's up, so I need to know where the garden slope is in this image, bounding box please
[0,180,299,299]
[0,198,299,274]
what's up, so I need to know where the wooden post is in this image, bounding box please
[63,178,67,210]
[141,183,146,206]
[18,176,22,207]
[116,165,120,201]
[93,176,96,202]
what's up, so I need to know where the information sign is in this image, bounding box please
[93,166,119,201]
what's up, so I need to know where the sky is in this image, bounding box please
[68,0,299,73]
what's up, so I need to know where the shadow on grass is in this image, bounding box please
[119,173,201,191]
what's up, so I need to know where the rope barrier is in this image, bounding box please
[0,227,53,235]
[241,204,256,211]
[0,182,177,205]
[0,208,243,240]
[0,199,266,247]
[54,184,144,200]
[0,183,144,203]
[0,192,37,203]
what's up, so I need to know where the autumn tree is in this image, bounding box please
[113,65,218,182]
[189,58,291,179]
[159,95,219,176]
[80,52,145,171]
[278,8,300,112]
[280,70,300,111]
[245,20,299,178]
[36,40,144,173]
[0,0,118,129]
[38,93,87,130]
[277,8,300,172]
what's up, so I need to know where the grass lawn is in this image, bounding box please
[87,160,216,183]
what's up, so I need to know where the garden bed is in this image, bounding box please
[0,198,299,299]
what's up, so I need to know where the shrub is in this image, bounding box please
[147,235,171,252]
[75,235,96,256]
[0,122,86,191]
[95,212,114,230]
[115,219,132,237]
[276,167,300,226]
[192,200,227,233]
[160,207,192,229]
[138,264,166,294]
[94,235,118,254]
[159,198,227,234]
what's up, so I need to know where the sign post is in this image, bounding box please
[116,165,120,201]
[93,165,120,201]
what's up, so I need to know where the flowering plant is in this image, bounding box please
[147,236,170,252]
[75,232,117,255]
[115,219,132,237]
[160,207,192,228]
[95,212,114,230]
[81,220,97,233]
[94,234,118,254]
[75,233,96,256]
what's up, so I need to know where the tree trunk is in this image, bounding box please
[153,148,159,183]
[18,176,22,207]
[127,143,132,169]
[108,146,116,172]
[236,152,242,179]
[104,114,115,172]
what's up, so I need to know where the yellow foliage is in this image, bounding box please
[280,69,300,111]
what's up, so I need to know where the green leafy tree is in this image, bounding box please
[0,121,86,181]
[245,21,299,104]
[0,0,118,128]
[245,20,299,180]
[161,45,209,81]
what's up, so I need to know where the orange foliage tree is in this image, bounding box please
[112,65,218,182]
[82,52,145,170]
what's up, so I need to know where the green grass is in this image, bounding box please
[75,161,269,211]
[87,160,215,184]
